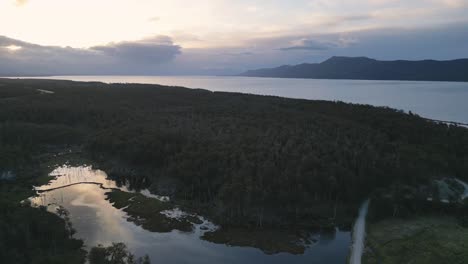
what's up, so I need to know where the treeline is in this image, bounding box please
[0,185,85,263]
[368,187,468,227]
[1,79,468,229]
[89,243,150,264]
[0,186,148,264]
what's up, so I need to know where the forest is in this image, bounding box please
[1,78,468,261]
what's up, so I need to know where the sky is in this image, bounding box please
[1,0,467,75]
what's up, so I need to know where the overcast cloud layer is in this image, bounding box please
[0,36,181,75]
[0,0,467,75]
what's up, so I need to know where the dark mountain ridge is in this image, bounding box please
[240,56,468,82]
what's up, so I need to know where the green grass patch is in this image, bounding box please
[105,190,195,233]
[202,228,313,255]
[363,216,468,264]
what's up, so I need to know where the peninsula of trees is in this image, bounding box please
[240,56,468,82]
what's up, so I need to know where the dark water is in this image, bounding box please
[19,76,468,124]
[30,166,351,264]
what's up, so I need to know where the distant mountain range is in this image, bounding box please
[240,57,468,82]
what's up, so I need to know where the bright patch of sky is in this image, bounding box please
[0,0,466,48]
[0,0,467,75]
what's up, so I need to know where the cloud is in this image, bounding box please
[1,20,468,76]
[280,39,333,51]
[90,36,180,64]
[0,35,181,75]
[148,16,160,22]
[222,51,254,56]
[279,33,359,51]
[172,20,468,75]
[438,0,468,8]
[14,0,28,6]
[246,6,258,13]
[0,36,27,47]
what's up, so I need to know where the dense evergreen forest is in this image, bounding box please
[1,78,468,255]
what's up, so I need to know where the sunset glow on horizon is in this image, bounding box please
[1,0,467,75]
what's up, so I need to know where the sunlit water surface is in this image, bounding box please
[30,166,351,264]
[17,75,468,124]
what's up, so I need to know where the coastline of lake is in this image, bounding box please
[6,76,468,124]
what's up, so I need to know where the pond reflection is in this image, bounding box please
[30,165,351,264]
[34,165,169,201]
[34,165,119,191]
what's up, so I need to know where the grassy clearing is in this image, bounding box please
[363,216,468,264]
[202,228,314,255]
[106,190,196,232]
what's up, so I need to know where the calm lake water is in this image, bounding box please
[30,166,351,264]
[21,75,468,124]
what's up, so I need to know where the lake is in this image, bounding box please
[30,165,351,264]
[19,75,468,124]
